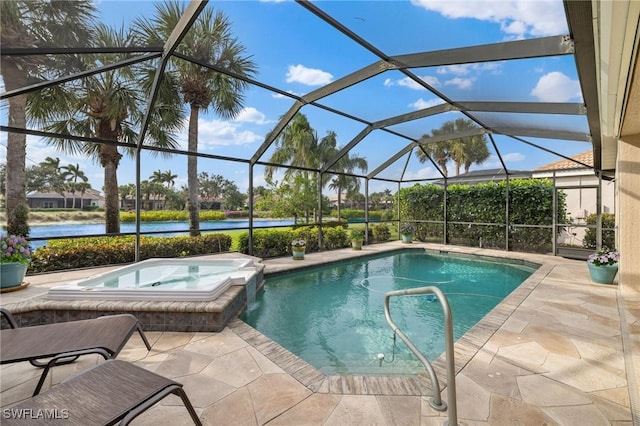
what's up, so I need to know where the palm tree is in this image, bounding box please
[119,183,136,210]
[416,119,489,177]
[447,119,490,175]
[150,170,164,185]
[61,163,88,209]
[265,113,338,183]
[41,156,61,172]
[416,128,452,177]
[135,1,257,237]
[266,115,363,222]
[161,170,177,188]
[1,1,95,235]
[462,137,491,174]
[75,181,92,210]
[28,24,184,233]
[328,150,368,220]
[382,189,394,210]
[39,156,66,197]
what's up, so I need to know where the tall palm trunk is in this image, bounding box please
[187,105,200,237]
[3,59,29,235]
[97,122,122,234]
[71,183,77,209]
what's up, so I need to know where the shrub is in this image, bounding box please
[29,233,232,273]
[323,226,351,249]
[372,223,391,242]
[225,210,249,219]
[349,229,364,240]
[583,213,615,249]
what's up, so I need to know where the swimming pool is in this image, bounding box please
[47,258,259,302]
[242,249,537,375]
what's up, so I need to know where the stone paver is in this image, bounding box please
[1,243,636,425]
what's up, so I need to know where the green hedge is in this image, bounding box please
[400,179,567,252]
[335,209,383,221]
[29,234,232,273]
[238,226,352,258]
[119,210,226,222]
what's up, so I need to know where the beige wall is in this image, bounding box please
[617,135,640,298]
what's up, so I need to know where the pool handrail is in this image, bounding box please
[383,286,457,426]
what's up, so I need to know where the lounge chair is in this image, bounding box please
[0,308,151,396]
[1,359,202,425]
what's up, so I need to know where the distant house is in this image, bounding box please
[120,194,166,211]
[119,195,221,211]
[433,168,532,186]
[533,150,615,248]
[27,188,105,209]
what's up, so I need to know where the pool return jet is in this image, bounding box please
[382,286,458,426]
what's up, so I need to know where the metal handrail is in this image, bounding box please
[384,286,457,426]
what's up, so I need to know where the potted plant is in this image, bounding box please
[291,239,306,260]
[586,248,619,284]
[1,235,32,289]
[400,223,415,243]
[350,229,364,250]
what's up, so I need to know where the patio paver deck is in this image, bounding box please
[1,242,638,425]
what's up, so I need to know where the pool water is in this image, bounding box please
[242,249,537,376]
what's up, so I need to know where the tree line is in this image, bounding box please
[3,1,491,240]
[3,1,255,237]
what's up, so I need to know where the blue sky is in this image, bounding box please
[1,0,591,196]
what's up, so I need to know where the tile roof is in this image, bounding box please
[535,150,593,171]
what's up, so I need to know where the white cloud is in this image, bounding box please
[410,98,446,110]
[445,77,474,89]
[234,107,271,125]
[501,152,525,162]
[177,118,262,150]
[437,63,502,76]
[285,64,333,86]
[272,90,300,99]
[501,20,527,37]
[411,0,567,38]
[384,75,439,90]
[482,153,525,169]
[403,166,441,181]
[530,71,582,102]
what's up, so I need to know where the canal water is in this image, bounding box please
[16,219,296,250]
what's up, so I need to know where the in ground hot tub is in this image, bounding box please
[48,258,259,302]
